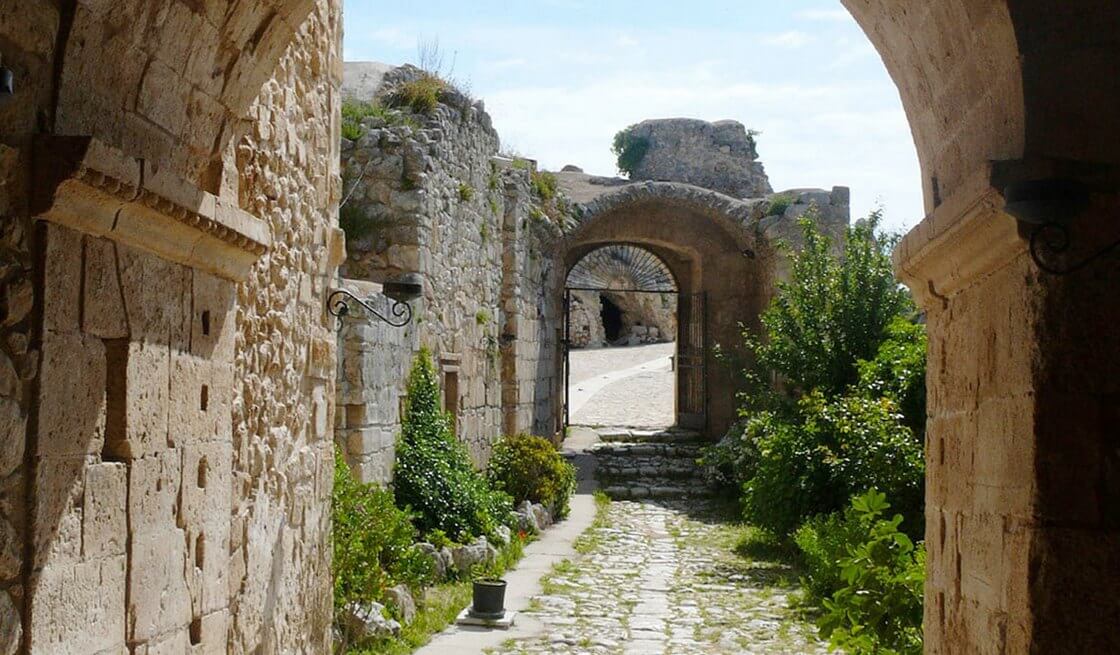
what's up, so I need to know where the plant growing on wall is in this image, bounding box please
[612,125,651,176]
[393,349,512,542]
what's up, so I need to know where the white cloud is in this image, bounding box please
[616,34,640,47]
[795,8,854,23]
[762,31,814,48]
[488,57,529,71]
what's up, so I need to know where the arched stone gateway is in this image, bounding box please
[558,182,776,438]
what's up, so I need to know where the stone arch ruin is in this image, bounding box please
[557,182,776,437]
[1,1,1118,653]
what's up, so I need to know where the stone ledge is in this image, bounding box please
[893,164,1024,309]
[32,136,271,282]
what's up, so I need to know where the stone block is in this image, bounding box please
[82,237,129,339]
[39,329,105,458]
[117,340,171,457]
[168,352,214,448]
[189,271,237,362]
[81,463,127,559]
[128,452,180,536]
[32,456,85,568]
[129,531,191,643]
[28,555,126,655]
[43,223,82,335]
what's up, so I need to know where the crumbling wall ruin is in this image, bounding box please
[335,65,563,480]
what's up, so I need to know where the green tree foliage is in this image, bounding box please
[756,212,913,398]
[855,317,928,434]
[611,126,651,176]
[393,349,512,542]
[332,450,432,615]
[487,434,577,519]
[815,490,925,655]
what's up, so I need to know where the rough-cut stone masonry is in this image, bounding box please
[336,65,563,480]
[622,118,773,199]
[0,2,342,653]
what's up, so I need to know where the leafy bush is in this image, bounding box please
[742,391,924,537]
[332,450,432,615]
[816,490,925,655]
[794,511,864,601]
[612,126,651,176]
[531,170,558,201]
[458,182,474,202]
[488,434,577,519]
[766,194,794,217]
[388,74,447,114]
[394,349,513,542]
[753,212,913,398]
[856,316,927,434]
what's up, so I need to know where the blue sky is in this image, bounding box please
[344,1,923,232]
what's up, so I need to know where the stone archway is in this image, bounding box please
[557,182,772,438]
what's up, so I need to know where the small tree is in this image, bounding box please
[754,210,912,399]
[393,349,511,542]
[611,125,651,176]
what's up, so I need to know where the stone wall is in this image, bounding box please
[621,119,773,198]
[336,66,562,479]
[568,290,676,349]
[0,2,342,653]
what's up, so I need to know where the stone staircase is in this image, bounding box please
[576,427,717,500]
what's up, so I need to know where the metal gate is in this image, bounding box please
[676,292,707,431]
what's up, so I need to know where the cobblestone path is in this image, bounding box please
[570,343,675,428]
[488,500,829,655]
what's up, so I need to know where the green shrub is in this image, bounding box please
[794,511,864,601]
[388,74,447,114]
[458,182,474,202]
[511,157,532,171]
[742,391,925,538]
[856,316,927,435]
[611,126,651,176]
[754,211,913,399]
[393,349,513,542]
[766,194,794,217]
[488,434,577,519]
[332,449,432,616]
[530,170,558,201]
[817,490,925,655]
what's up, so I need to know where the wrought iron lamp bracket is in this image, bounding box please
[1028,222,1120,276]
[327,288,413,330]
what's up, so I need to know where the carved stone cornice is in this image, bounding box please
[893,165,1025,309]
[32,136,271,282]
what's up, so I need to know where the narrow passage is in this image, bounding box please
[487,499,828,655]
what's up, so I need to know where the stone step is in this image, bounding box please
[595,427,707,444]
[587,442,706,458]
[601,482,718,500]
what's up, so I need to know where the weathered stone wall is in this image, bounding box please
[568,290,676,349]
[336,66,562,478]
[335,280,419,484]
[499,169,563,438]
[622,119,773,198]
[0,2,342,653]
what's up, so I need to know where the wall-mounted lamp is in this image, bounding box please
[328,273,423,329]
[1005,178,1117,275]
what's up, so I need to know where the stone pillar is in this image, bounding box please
[896,167,1120,653]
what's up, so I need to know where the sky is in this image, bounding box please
[343,1,924,233]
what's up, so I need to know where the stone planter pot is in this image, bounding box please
[470,579,507,619]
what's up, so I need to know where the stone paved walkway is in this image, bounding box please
[487,499,829,655]
[570,343,675,428]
